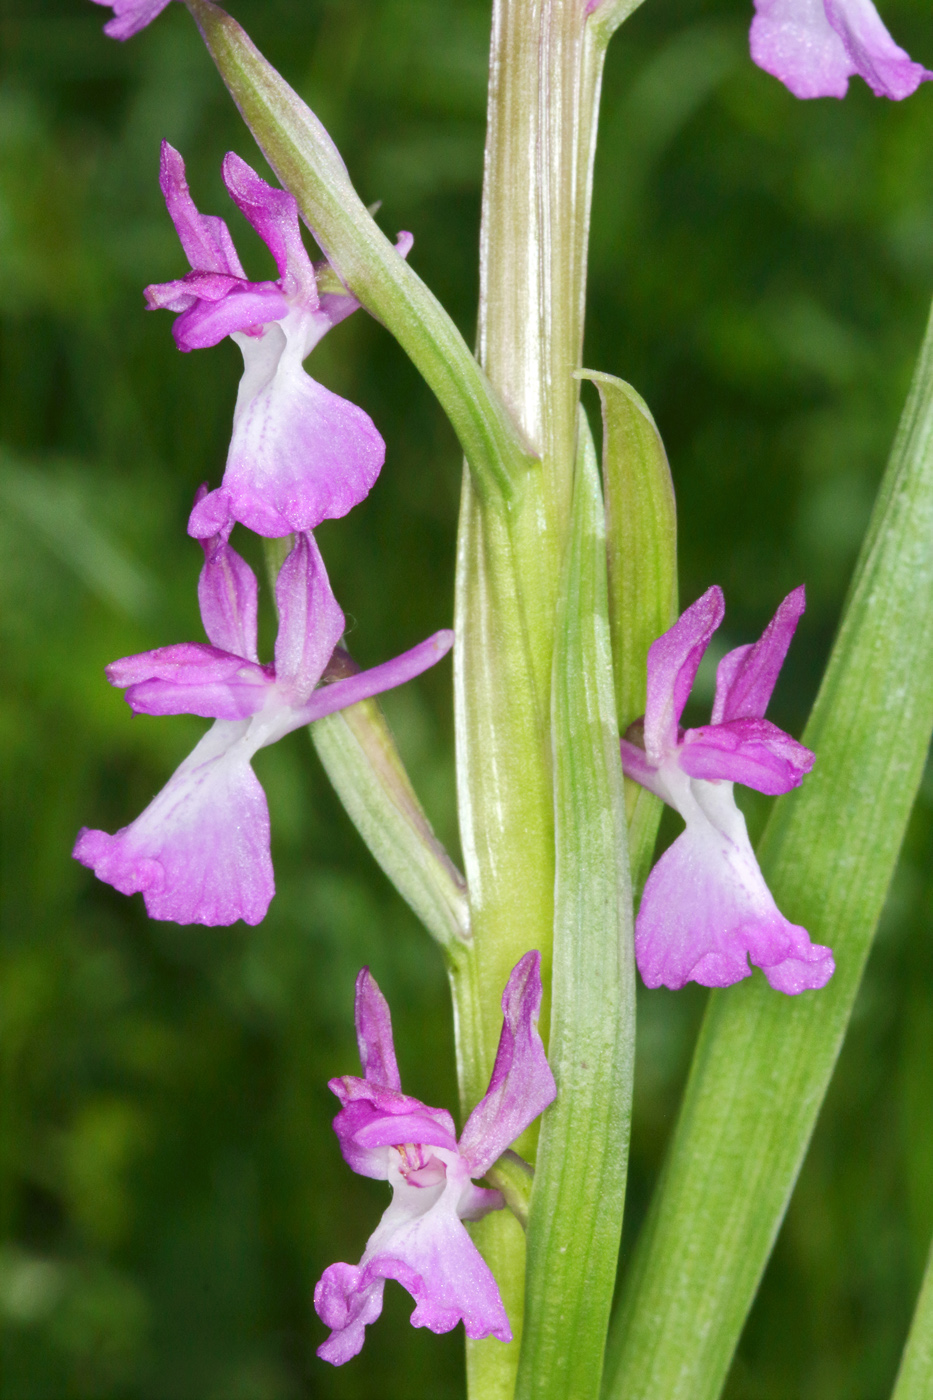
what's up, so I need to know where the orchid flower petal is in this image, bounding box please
[73,719,273,926]
[169,285,289,352]
[712,586,806,723]
[354,967,402,1090]
[272,533,345,698]
[458,950,556,1178]
[296,630,455,728]
[187,319,385,538]
[222,152,318,307]
[643,585,724,762]
[90,0,172,40]
[108,643,272,720]
[750,0,932,100]
[679,717,815,794]
[157,142,245,278]
[196,510,260,661]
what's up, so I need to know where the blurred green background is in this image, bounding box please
[1,0,932,1395]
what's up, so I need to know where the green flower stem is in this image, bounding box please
[892,1238,933,1399]
[516,421,634,1400]
[579,371,678,897]
[603,301,933,1400]
[184,0,534,505]
[458,7,622,1396]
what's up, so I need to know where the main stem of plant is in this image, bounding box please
[450,4,608,1395]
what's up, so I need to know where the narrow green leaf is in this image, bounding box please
[578,370,677,896]
[516,417,634,1400]
[183,0,533,505]
[311,699,470,954]
[603,304,933,1400]
[892,1238,933,1400]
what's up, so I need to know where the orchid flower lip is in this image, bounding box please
[314,952,556,1363]
[621,587,833,995]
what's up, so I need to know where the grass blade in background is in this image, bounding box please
[892,1238,933,1400]
[603,300,933,1400]
[516,421,634,1400]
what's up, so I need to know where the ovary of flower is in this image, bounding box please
[145,143,412,539]
[73,505,453,927]
[620,585,835,995]
[314,951,556,1365]
[750,0,932,99]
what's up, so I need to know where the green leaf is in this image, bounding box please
[183,0,533,505]
[892,1239,933,1400]
[578,370,677,896]
[516,417,634,1400]
[603,303,933,1400]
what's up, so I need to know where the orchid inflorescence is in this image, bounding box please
[72,0,933,1389]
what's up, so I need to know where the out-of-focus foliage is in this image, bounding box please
[0,0,930,1396]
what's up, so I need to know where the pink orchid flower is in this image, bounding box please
[74,503,452,926]
[146,143,411,539]
[620,585,834,994]
[315,951,556,1364]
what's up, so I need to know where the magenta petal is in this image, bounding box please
[197,530,260,661]
[107,644,271,720]
[823,0,932,97]
[273,534,344,698]
[222,153,318,306]
[761,943,835,993]
[458,951,556,1178]
[750,0,932,100]
[329,1084,458,1179]
[158,142,245,277]
[679,718,815,795]
[72,720,273,926]
[644,586,724,762]
[315,1264,385,1365]
[713,586,806,723]
[187,323,385,538]
[354,967,402,1090]
[297,631,455,727]
[171,284,289,351]
[619,736,665,797]
[91,0,172,40]
[635,780,832,994]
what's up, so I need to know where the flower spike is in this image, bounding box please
[621,587,835,994]
[74,505,453,926]
[145,143,412,538]
[750,0,933,100]
[315,952,555,1364]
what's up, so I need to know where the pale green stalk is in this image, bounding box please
[457,6,623,1395]
[892,1238,933,1400]
[604,301,933,1400]
[515,421,634,1400]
